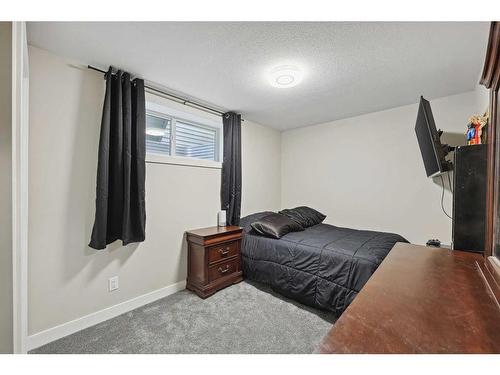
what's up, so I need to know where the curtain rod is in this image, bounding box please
[87,65,241,120]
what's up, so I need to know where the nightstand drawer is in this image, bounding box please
[208,258,240,282]
[208,240,240,264]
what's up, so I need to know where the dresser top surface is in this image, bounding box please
[186,226,243,239]
[318,242,500,353]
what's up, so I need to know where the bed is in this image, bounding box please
[240,211,408,315]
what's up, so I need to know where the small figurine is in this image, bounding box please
[466,123,476,144]
[466,112,488,145]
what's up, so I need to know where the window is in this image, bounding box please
[145,102,222,167]
[146,114,171,156]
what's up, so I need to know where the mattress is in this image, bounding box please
[240,212,408,315]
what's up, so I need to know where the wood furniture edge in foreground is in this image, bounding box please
[317,242,500,354]
[477,256,500,308]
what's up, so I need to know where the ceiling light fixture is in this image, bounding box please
[268,65,303,88]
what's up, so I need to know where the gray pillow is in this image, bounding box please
[279,206,326,228]
[251,213,304,239]
[239,211,274,233]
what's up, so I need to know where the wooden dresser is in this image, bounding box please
[186,226,243,298]
[318,242,500,353]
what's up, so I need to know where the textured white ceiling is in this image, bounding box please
[27,22,489,130]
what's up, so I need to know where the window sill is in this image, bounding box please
[146,153,222,169]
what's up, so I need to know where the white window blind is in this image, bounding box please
[175,120,217,160]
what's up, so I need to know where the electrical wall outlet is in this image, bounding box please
[108,276,119,292]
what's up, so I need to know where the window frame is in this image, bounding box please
[145,101,223,169]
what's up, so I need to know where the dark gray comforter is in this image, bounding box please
[240,212,408,315]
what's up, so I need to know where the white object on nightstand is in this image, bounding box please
[217,210,227,226]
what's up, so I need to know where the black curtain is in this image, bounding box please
[89,67,146,250]
[221,112,242,226]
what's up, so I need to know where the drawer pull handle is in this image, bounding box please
[219,248,230,256]
[218,265,230,274]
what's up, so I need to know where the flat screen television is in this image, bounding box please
[415,96,452,177]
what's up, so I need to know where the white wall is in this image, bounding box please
[241,120,281,216]
[281,89,488,245]
[0,22,13,353]
[28,46,281,335]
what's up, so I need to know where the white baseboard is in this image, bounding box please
[27,280,186,351]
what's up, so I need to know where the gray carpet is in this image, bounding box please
[30,281,337,354]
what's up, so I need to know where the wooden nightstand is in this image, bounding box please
[186,226,243,298]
